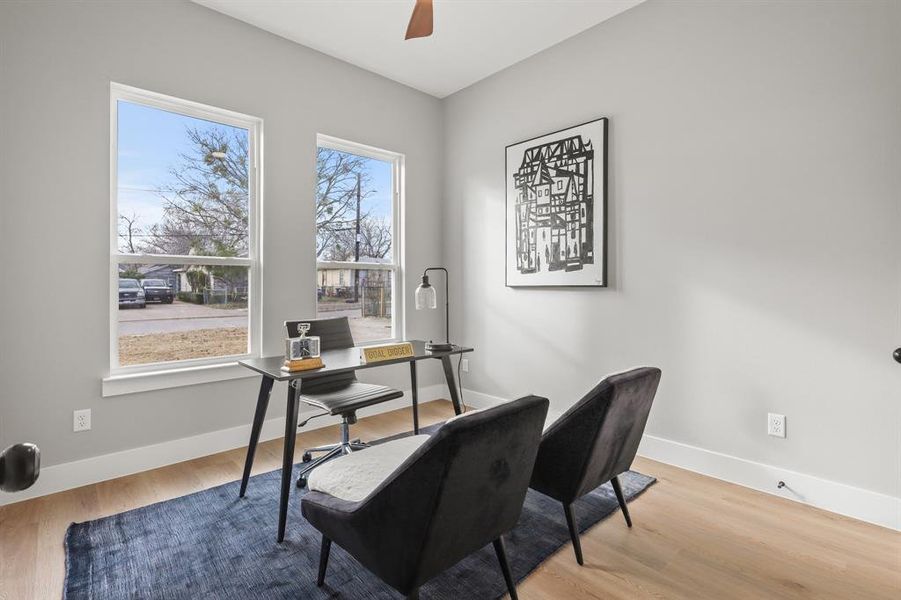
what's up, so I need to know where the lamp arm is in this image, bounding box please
[422,267,449,344]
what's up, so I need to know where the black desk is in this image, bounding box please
[238,340,474,542]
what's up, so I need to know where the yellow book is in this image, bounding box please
[360,342,415,364]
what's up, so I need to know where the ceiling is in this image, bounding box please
[192,0,644,98]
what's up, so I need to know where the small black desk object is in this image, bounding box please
[238,340,473,542]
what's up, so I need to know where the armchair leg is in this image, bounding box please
[406,590,419,600]
[563,503,584,566]
[317,535,331,587]
[611,475,633,527]
[493,536,518,600]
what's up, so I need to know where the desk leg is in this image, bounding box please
[441,355,463,415]
[409,361,419,434]
[278,381,301,543]
[239,376,274,498]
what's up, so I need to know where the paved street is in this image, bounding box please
[118,301,247,335]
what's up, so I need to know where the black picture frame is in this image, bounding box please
[505,117,608,288]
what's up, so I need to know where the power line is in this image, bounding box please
[118,186,164,193]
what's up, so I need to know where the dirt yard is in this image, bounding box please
[117,313,390,366]
[119,327,248,366]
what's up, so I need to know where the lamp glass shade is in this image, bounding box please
[415,283,437,310]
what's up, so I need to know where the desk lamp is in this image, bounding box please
[415,267,453,352]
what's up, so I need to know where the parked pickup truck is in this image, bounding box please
[141,279,174,304]
[118,279,146,309]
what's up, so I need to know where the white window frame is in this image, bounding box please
[104,83,263,395]
[315,134,405,343]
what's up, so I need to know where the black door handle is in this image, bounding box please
[895,348,901,364]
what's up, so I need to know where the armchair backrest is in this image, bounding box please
[285,317,356,392]
[531,367,661,503]
[357,395,549,592]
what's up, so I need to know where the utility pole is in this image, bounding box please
[353,172,361,303]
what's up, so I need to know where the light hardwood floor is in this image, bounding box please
[1,400,898,599]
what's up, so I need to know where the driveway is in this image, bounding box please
[320,307,392,343]
[118,300,248,335]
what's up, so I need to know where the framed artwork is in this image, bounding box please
[505,117,607,287]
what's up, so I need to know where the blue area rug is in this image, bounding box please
[65,450,654,599]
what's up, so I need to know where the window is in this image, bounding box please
[315,135,403,344]
[110,84,261,374]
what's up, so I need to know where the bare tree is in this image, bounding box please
[140,220,203,256]
[139,131,384,268]
[316,148,377,258]
[118,211,142,254]
[329,217,392,261]
[358,217,392,260]
[145,127,249,257]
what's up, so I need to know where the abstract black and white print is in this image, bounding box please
[506,118,607,287]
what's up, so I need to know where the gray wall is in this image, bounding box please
[0,0,445,467]
[443,0,901,496]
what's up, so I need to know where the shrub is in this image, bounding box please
[176,292,205,304]
[119,268,144,281]
[186,269,209,291]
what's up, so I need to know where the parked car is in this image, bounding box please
[141,279,174,304]
[118,278,146,309]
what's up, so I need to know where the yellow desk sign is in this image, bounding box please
[360,342,415,364]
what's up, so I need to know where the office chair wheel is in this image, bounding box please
[297,476,308,489]
[302,452,312,463]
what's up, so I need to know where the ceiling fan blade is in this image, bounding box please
[405,0,433,40]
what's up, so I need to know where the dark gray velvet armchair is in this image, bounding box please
[529,367,661,565]
[302,394,550,599]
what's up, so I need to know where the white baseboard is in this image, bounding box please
[458,388,509,409]
[10,384,897,532]
[461,388,900,532]
[0,384,445,507]
[638,434,900,531]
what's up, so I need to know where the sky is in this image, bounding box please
[117,101,229,234]
[117,100,393,254]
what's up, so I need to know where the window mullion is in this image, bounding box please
[116,254,252,267]
[315,261,396,271]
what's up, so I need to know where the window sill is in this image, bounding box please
[102,361,257,397]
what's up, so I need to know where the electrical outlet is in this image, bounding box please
[74,409,91,432]
[461,359,470,373]
[767,413,785,438]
